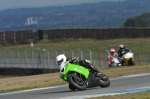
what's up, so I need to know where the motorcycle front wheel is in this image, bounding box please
[69,84,76,91]
[67,72,87,90]
[128,58,135,66]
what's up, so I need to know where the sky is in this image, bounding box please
[0,0,123,10]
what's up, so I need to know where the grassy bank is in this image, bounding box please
[1,38,150,53]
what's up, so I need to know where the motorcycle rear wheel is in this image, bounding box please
[98,73,110,88]
[68,73,87,90]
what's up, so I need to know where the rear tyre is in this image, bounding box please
[98,73,110,88]
[68,73,87,90]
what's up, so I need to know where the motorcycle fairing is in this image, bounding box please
[122,52,134,65]
[60,62,89,81]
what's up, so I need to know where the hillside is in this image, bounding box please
[0,0,150,31]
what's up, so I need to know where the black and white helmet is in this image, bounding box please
[119,44,124,49]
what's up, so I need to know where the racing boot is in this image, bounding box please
[91,67,108,81]
[91,69,108,81]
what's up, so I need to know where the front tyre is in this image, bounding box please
[128,58,135,66]
[69,84,76,91]
[67,73,87,90]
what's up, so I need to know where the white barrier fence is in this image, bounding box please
[0,48,149,69]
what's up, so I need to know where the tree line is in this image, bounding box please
[123,13,150,27]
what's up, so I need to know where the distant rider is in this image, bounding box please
[117,44,130,57]
[56,54,99,75]
[107,48,118,67]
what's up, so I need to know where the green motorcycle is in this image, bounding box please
[60,61,110,91]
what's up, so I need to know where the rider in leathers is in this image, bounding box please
[66,56,99,75]
[117,44,130,57]
[107,48,118,67]
[56,54,107,80]
[117,44,131,65]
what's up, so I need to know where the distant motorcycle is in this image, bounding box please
[59,61,110,91]
[106,50,121,67]
[121,51,135,66]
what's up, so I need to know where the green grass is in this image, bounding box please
[1,38,150,53]
[0,82,67,93]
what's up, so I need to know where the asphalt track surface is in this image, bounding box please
[0,73,150,99]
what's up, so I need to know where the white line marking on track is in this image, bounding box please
[0,85,67,96]
[52,86,150,99]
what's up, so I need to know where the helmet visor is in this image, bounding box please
[110,52,114,55]
[57,59,63,65]
[119,45,124,49]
